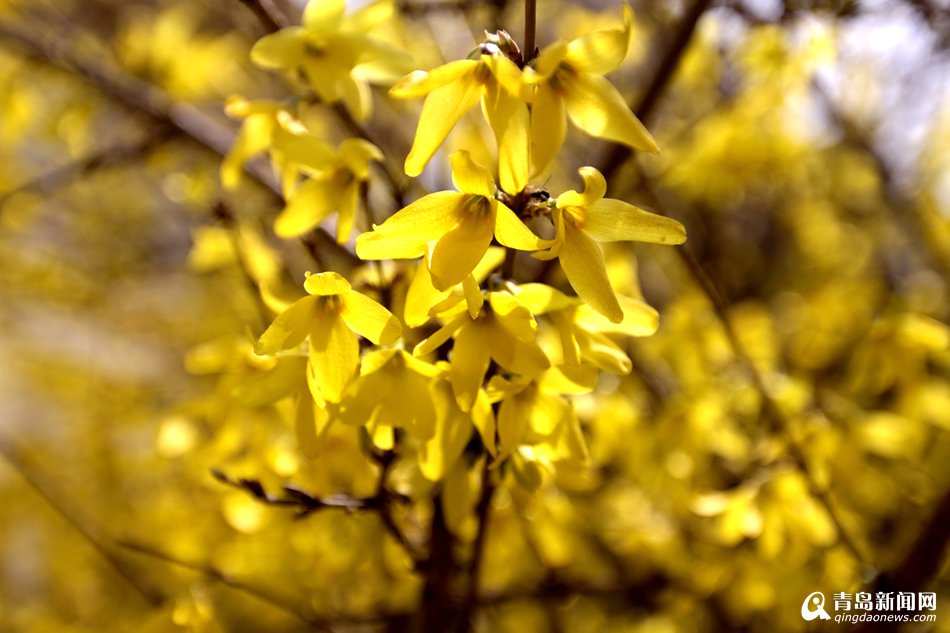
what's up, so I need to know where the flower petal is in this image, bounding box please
[373,191,465,241]
[450,321,492,411]
[390,60,480,98]
[250,28,307,69]
[582,198,686,244]
[450,150,496,198]
[338,138,383,179]
[335,180,360,243]
[404,73,483,176]
[429,209,495,291]
[462,274,484,318]
[563,3,632,75]
[488,292,537,342]
[556,166,607,209]
[405,259,450,327]
[529,82,567,178]
[304,271,352,296]
[488,328,551,376]
[482,81,530,194]
[414,312,469,357]
[255,295,318,355]
[419,380,471,479]
[341,290,402,344]
[529,40,569,82]
[308,311,359,403]
[558,221,623,323]
[303,0,345,31]
[355,232,428,260]
[493,201,547,251]
[275,178,340,238]
[561,72,659,153]
[576,295,659,337]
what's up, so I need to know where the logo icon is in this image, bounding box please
[802,592,832,621]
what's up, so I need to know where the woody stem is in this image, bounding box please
[524,0,536,61]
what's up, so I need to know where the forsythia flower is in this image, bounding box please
[339,348,440,441]
[524,4,658,175]
[536,166,686,323]
[356,151,546,290]
[250,0,411,120]
[415,291,550,411]
[390,47,528,192]
[255,272,401,404]
[275,138,383,243]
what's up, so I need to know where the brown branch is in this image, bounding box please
[0,19,360,268]
[0,429,166,606]
[632,176,871,567]
[212,468,424,565]
[0,127,174,208]
[456,461,497,631]
[236,0,290,31]
[118,540,328,628]
[599,0,714,183]
[212,200,272,332]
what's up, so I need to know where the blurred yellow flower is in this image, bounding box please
[275,138,382,243]
[250,0,412,120]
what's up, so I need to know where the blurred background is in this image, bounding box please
[0,0,949,631]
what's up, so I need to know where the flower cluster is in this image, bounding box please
[218,0,686,489]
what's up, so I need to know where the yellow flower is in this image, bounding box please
[536,166,686,323]
[355,151,546,290]
[255,272,401,404]
[415,291,550,411]
[250,0,412,120]
[485,373,589,466]
[339,348,440,441]
[390,50,529,192]
[275,138,382,243]
[524,4,658,175]
[515,282,660,373]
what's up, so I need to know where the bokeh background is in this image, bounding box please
[0,0,949,631]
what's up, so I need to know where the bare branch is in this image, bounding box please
[0,127,174,209]
[0,429,167,606]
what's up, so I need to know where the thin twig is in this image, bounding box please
[634,175,872,567]
[119,539,330,628]
[236,0,289,31]
[523,0,537,62]
[212,200,271,332]
[0,430,166,605]
[457,461,496,630]
[0,127,174,209]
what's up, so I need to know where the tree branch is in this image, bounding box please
[0,127,174,209]
[0,429,166,606]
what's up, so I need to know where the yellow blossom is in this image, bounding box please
[250,0,412,120]
[415,291,550,411]
[255,272,401,404]
[390,50,528,192]
[524,3,658,175]
[356,151,546,290]
[536,166,686,323]
[339,348,440,441]
[275,138,382,243]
